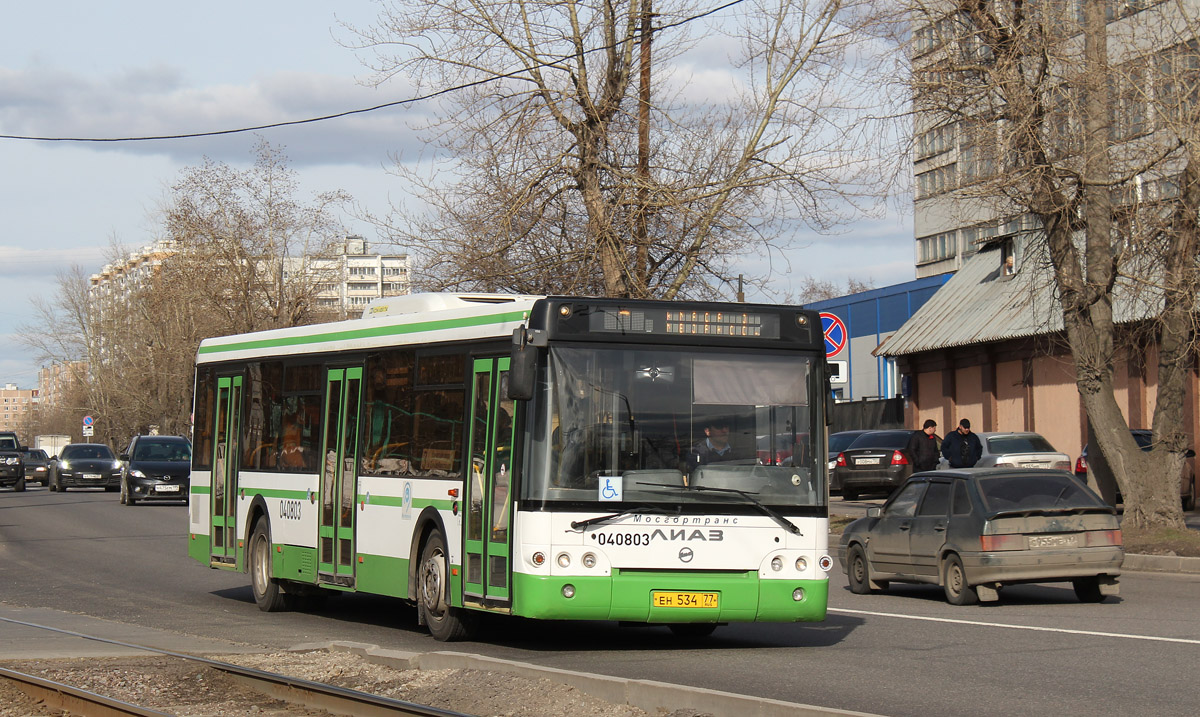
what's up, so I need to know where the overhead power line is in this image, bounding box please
[0,0,747,144]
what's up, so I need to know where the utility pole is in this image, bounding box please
[635,0,652,297]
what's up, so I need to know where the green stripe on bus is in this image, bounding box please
[360,495,453,510]
[197,310,529,356]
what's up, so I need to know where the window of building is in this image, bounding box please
[916,230,957,265]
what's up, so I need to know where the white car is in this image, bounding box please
[939,431,1071,470]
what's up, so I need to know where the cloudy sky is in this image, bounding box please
[0,1,913,389]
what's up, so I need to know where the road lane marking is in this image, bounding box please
[830,607,1200,645]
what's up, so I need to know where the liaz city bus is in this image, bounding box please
[188,293,834,640]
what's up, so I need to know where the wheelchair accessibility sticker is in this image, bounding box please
[599,475,623,502]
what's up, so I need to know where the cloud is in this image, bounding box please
[0,66,430,167]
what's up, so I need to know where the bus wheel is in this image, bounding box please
[418,531,475,641]
[249,517,292,612]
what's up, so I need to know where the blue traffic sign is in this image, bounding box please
[820,312,847,357]
[82,415,94,427]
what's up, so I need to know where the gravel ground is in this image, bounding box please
[1,650,711,717]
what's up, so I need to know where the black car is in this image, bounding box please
[1075,429,1196,511]
[119,435,192,505]
[21,448,50,486]
[839,469,1124,604]
[830,429,916,500]
[48,443,122,492]
[0,431,26,492]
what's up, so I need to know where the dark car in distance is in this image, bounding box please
[839,468,1123,604]
[21,448,50,486]
[831,429,915,500]
[1076,429,1195,511]
[48,443,122,492]
[0,431,26,492]
[120,435,191,505]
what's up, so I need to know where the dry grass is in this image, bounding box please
[1122,525,1200,558]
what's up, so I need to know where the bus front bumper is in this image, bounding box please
[511,570,828,623]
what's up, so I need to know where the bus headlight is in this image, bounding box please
[556,552,571,568]
[793,588,806,601]
[770,556,784,572]
[562,584,576,598]
[795,556,808,572]
[582,553,597,569]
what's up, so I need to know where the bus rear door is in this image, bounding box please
[210,375,242,566]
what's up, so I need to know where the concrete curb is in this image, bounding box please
[300,640,881,717]
[1122,553,1200,574]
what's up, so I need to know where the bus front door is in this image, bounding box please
[318,367,364,587]
[464,357,515,606]
[210,375,242,566]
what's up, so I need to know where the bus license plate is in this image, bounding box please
[156,484,180,493]
[652,591,719,608]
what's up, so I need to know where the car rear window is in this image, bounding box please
[985,434,1056,454]
[976,473,1106,512]
[847,431,911,450]
[828,432,865,454]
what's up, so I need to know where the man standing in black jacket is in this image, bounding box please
[941,418,983,468]
[905,419,941,472]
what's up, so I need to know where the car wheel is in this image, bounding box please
[418,530,476,641]
[14,476,25,492]
[847,544,876,595]
[842,491,859,502]
[1072,577,1106,603]
[942,553,978,606]
[249,517,292,612]
[121,479,138,506]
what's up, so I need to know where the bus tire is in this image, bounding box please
[418,530,475,642]
[249,517,292,612]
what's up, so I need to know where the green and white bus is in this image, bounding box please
[188,294,834,640]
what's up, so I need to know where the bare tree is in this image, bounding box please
[346,0,905,299]
[908,0,1200,529]
[21,142,354,448]
[164,140,351,334]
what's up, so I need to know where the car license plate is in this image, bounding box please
[1028,534,1079,549]
[1021,462,1049,468]
[855,457,881,465]
[651,591,719,608]
[156,484,181,493]
[83,473,101,480]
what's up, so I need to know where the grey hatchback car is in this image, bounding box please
[838,468,1123,604]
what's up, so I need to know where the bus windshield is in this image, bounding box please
[526,346,824,508]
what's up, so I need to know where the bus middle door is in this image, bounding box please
[464,357,515,607]
[318,367,363,587]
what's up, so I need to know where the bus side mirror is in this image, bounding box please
[509,326,545,401]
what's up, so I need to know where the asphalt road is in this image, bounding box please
[2,486,1199,716]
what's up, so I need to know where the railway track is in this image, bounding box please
[0,616,473,717]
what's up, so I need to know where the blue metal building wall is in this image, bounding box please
[803,275,950,401]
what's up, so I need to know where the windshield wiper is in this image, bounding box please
[683,484,803,536]
[569,505,678,531]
